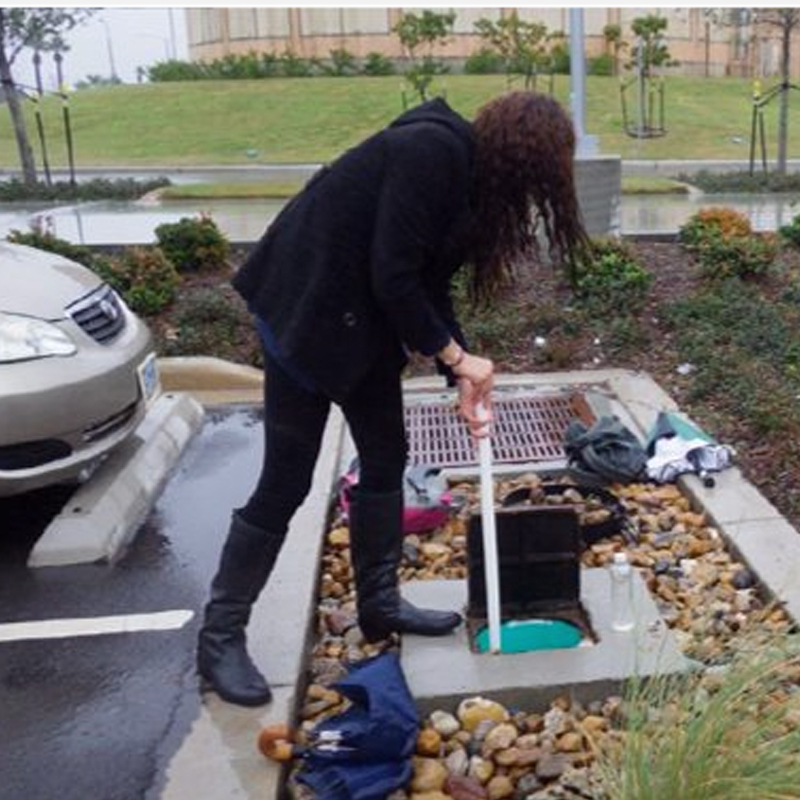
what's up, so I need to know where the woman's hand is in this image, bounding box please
[453,353,494,438]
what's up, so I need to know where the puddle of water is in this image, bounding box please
[0,192,798,246]
[620,192,800,234]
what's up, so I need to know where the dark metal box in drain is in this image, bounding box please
[467,505,582,619]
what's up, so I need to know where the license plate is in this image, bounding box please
[137,352,161,406]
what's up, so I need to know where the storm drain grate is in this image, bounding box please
[404,393,595,468]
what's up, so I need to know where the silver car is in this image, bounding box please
[0,241,159,497]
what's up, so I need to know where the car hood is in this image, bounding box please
[0,242,102,319]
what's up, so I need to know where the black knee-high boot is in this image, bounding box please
[349,488,462,642]
[197,511,284,706]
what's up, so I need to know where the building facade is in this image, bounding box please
[184,8,799,79]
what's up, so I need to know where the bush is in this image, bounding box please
[321,48,358,77]
[154,215,230,273]
[280,51,316,77]
[464,47,505,75]
[361,52,395,76]
[678,207,753,247]
[679,169,800,194]
[101,247,180,316]
[573,238,653,312]
[588,53,614,76]
[161,285,261,365]
[7,229,102,270]
[679,208,778,281]
[0,177,170,202]
[779,212,800,250]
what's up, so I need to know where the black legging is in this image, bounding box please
[239,350,408,534]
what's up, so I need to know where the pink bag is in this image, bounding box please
[339,459,455,534]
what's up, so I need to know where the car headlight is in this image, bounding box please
[0,311,77,363]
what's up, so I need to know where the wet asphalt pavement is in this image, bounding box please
[0,406,264,800]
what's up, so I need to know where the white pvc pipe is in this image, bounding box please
[477,403,502,654]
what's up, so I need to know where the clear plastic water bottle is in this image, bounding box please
[609,552,635,632]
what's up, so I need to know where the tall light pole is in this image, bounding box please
[569,8,598,157]
[102,19,119,82]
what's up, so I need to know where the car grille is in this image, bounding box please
[67,284,126,344]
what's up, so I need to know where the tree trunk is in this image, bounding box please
[776,22,791,176]
[0,45,37,186]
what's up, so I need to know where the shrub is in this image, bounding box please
[322,48,358,77]
[464,47,505,75]
[154,215,230,273]
[779,212,800,250]
[588,53,614,75]
[678,207,753,247]
[573,238,653,312]
[7,229,101,269]
[162,286,261,365]
[679,208,778,281]
[0,177,170,202]
[280,51,316,77]
[694,233,778,282]
[102,247,180,316]
[679,169,800,194]
[361,52,395,76]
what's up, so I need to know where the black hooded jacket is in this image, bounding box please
[232,98,475,401]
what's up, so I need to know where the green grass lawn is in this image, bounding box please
[0,74,791,169]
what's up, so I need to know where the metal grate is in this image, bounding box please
[67,284,126,344]
[404,392,595,468]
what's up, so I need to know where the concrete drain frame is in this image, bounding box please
[388,371,800,715]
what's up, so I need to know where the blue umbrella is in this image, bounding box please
[296,652,419,800]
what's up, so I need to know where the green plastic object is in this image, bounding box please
[475,619,583,654]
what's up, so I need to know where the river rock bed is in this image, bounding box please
[288,474,792,799]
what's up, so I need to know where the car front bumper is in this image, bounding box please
[0,311,159,497]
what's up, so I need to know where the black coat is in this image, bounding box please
[232,99,475,402]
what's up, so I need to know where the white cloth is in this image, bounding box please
[646,436,734,483]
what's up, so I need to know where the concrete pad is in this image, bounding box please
[158,356,264,406]
[28,392,205,567]
[161,686,293,800]
[401,569,689,716]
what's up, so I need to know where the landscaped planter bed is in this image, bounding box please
[287,472,794,799]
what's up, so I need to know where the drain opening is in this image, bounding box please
[404,392,595,468]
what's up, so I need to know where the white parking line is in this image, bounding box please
[0,610,194,642]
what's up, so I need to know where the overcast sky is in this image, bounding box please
[14,8,189,90]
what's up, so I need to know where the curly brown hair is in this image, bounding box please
[469,91,590,300]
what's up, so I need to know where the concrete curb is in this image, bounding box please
[28,392,205,567]
[158,356,264,406]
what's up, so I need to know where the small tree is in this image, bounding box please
[621,14,676,138]
[754,8,800,175]
[393,9,455,104]
[628,14,677,80]
[0,8,95,186]
[602,23,626,77]
[474,12,549,89]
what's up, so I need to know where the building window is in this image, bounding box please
[229,9,257,41]
[255,9,291,39]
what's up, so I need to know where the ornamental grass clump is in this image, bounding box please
[595,631,800,800]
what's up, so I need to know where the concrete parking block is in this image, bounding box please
[28,392,205,567]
